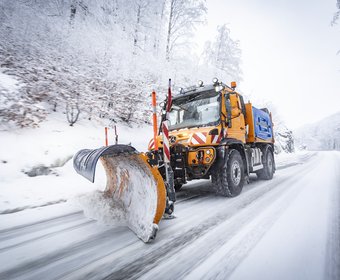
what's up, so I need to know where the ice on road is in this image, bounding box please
[0,151,339,280]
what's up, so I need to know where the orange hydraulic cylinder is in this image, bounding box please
[152,91,158,151]
[105,127,108,146]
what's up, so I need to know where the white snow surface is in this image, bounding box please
[229,152,338,280]
[0,114,339,279]
[0,71,21,93]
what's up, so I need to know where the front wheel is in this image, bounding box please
[256,148,274,180]
[212,149,245,197]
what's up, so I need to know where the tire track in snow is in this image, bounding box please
[0,220,96,253]
[0,227,130,280]
[325,152,340,280]
[0,199,68,215]
[0,211,83,242]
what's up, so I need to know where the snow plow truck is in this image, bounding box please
[73,78,275,242]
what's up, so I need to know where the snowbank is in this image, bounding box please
[0,113,154,213]
[0,71,21,93]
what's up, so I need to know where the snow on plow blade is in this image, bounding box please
[73,145,166,242]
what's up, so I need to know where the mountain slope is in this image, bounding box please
[294,111,340,151]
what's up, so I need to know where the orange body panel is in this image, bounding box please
[139,154,166,224]
[245,103,255,143]
[187,147,216,165]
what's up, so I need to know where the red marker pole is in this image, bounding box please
[162,79,172,163]
[162,79,175,215]
[152,91,158,151]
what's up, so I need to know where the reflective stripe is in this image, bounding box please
[163,144,170,162]
[211,134,219,144]
[191,137,200,145]
[211,130,226,144]
[191,132,207,145]
[162,121,170,162]
[149,139,155,150]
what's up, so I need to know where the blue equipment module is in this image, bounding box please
[252,107,273,141]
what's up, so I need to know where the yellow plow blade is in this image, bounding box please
[73,145,166,242]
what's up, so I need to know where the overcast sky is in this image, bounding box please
[195,0,340,128]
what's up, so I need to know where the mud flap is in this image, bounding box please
[73,145,166,243]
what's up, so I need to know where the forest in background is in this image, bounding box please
[0,0,241,128]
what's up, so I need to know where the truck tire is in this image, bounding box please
[213,149,245,197]
[256,148,274,180]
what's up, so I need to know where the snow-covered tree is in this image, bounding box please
[294,111,340,151]
[202,24,242,81]
[332,0,340,25]
[275,127,295,154]
[165,0,207,61]
[0,0,242,129]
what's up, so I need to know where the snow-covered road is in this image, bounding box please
[0,152,339,280]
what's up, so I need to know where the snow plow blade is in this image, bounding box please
[73,145,166,242]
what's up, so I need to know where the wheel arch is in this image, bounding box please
[219,138,250,176]
[256,143,276,172]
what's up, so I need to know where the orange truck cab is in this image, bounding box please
[147,78,275,197]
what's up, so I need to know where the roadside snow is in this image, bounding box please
[0,71,21,93]
[0,113,154,213]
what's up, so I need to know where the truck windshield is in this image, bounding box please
[169,91,220,130]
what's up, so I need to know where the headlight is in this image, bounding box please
[212,77,219,84]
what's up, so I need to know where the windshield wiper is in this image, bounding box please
[188,94,203,102]
[173,104,192,113]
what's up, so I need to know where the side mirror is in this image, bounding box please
[225,95,232,128]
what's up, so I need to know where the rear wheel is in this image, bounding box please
[256,148,274,180]
[212,149,245,197]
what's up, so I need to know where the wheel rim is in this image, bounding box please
[231,161,241,186]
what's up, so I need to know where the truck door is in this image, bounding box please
[225,93,246,143]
